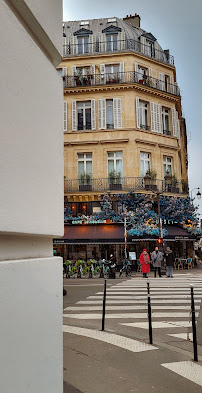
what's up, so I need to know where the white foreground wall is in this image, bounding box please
[0,1,63,392]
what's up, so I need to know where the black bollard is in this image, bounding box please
[190,285,198,362]
[102,279,107,331]
[147,281,153,344]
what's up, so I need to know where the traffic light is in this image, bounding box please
[157,238,163,245]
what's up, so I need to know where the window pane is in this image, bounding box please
[113,65,119,73]
[78,161,84,175]
[86,161,92,174]
[86,153,92,159]
[85,108,91,129]
[78,108,83,130]
[108,160,114,173]
[106,104,113,127]
[140,160,144,176]
[77,38,82,54]
[78,154,84,159]
[116,159,123,174]
[116,152,122,158]
[108,153,114,158]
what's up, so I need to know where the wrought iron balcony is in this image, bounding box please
[64,71,180,96]
[140,124,150,131]
[63,39,174,66]
[64,177,188,194]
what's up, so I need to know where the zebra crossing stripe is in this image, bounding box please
[77,299,201,304]
[167,333,193,341]
[87,295,202,299]
[161,361,202,387]
[62,325,158,352]
[64,305,200,311]
[120,321,193,329]
[63,312,196,319]
[95,291,202,295]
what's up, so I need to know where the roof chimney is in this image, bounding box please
[123,13,141,28]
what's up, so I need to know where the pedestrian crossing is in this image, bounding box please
[63,274,202,339]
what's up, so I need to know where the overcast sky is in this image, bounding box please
[63,0,202,219]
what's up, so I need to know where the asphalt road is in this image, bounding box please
[63,272,202,393]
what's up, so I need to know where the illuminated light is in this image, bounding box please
[82,205,86,210]
[157,238,163,244]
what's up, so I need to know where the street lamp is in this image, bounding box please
[191,187,201,200]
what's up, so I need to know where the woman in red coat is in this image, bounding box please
[139,249,150,278]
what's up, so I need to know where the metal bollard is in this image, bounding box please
[147,281,153,344]
[190,284,198,362]
[102,279,107,331]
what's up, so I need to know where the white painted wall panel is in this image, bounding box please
[0,1,63,236]
[0,258,63,393]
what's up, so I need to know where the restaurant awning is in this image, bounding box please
[53,224,124,245]
[53,223,196,245]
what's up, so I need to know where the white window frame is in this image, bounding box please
[163,156,172,176]
[106,34,118,51]
[77,101,91,130]
[78,153,92,175]
[77,36,89,54]
[139,101,149,130]
[140,152,150,177]
[162,107,170,132]
[80,21,89,26]
[107,151,123,175]
[106,99,114,129]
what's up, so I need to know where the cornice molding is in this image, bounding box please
[135,139,157,146]
[158,143,179,150]
[100,139,129,144]
[64,84,180,101]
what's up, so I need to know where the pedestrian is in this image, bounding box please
[164,246,175,278]
[151,246,163,277]
[139,249,150,278]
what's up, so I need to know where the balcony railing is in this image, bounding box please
[64,177,188,194]
[163,129,171,136]
[63,39,174,66]
[64,71,180,96]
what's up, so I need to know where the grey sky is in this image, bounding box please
[63,0,202,219]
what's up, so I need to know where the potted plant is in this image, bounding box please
[171,174,179,193]
[108,170,122,190]
[182,179,189,194]
[144,169,157,191]
[79,172,92,191]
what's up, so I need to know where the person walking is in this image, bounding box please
[164,246,175,278]
[139,249,150,278]
[151,246,163,277]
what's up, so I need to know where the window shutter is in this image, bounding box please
[170,75,174,94]
[72,100,77,131]
[177,118,181,146]
[98,99,106,130]
[119,62,125,82]
[134,62,139,82]
[89,34,96,53]
[149,68,152,77]
[64,101,67,131]
[100,64,105,83]
[71,66,77,76]
[136,97,140,129]
[99,33,106,52]
[70,36,77,55]
[159,72,165,91]
[140,36,146,54]
[118,31,126,50]
[154,41,161,61]
[157,104,163,133]
[113,98,122,129]
[171,108,177,136]
[90,64,95,85]
[62,67,67,77]
[91,99,96,130]
[150,102,155,132]
[63,37,67,57]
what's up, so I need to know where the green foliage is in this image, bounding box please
[108,170,121,184]
[79,172,92,185]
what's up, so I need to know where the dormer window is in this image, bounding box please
[107,18,116,23]
[106,34,118,51]
[78,36,89,54]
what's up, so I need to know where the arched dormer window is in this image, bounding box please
[99,25,125,52]
[71,28,96,54]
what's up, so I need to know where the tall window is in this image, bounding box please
[137,66,147,82]
[106,100,114,129]
[145,40,154,57]
[78,153,92,176]
[162,108,170,133]
[77,36,89,54]
[105,64,119,75]
[77,101,91,130]
[163,156,172,176]
[108,152,123,175]
[76,67,90,77]
[139,101,149,130]
[140,153,150,176]
[106,34,118,51]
